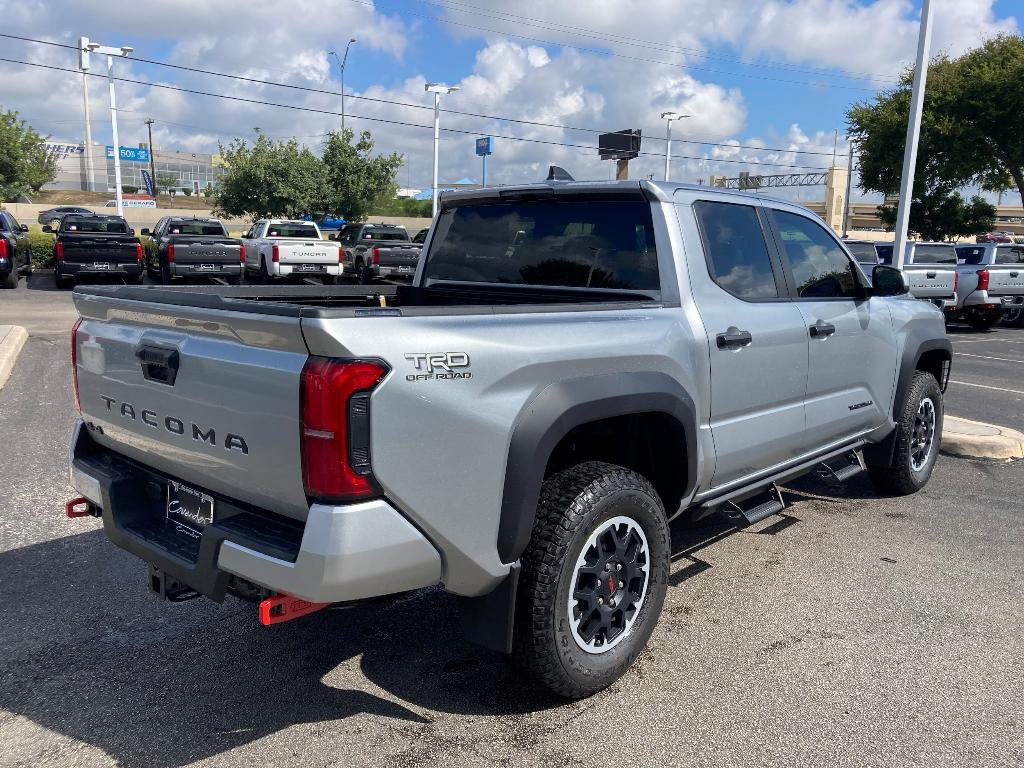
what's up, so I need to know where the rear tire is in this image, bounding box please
[867,371,943,496]
[1002,307,1024,328]
[56,271,73,290]
[514,461,670,699]
[2,270,17,289]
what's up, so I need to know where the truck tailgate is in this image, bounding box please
[63,235,139,264]
[987,267,1024,296]
[171,240,242,265]
[375,245,421,268]
[277,241,339,264]
[72,289,310,520]
[905,267,956,298]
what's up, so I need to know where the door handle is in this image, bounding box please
[136,345,180,386]
[809,321,836,338]
[716,328,753,349]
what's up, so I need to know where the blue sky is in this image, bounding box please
[1,0,1020,201]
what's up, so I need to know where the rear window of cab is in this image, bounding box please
[63,217,128,234]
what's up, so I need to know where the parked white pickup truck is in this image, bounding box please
[241,220,342,284]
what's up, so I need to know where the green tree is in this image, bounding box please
[0,108,47,200]
[155,172,178,194]
[320,129,403,222]
[848,34,1024,202]
[23,142,60,193]
[876,188,996,242]
[213,130,325,220]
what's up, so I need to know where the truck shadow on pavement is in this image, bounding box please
[0,472,867,766]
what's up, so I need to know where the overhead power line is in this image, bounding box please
[0,33,851,160]
[0,56,838,171]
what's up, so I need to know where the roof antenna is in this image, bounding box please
[546,165,574,182]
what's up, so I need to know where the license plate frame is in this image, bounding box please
[196,263,216,271]
[166,480,215,538]
[296,263,322,272]
[92,262,110,270]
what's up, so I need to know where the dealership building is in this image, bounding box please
[42,141,226,195]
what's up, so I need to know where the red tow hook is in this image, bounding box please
[258,594,330,626]
[65,497,94,518]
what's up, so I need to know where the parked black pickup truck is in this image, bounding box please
[141,217,244,284]
[336,223,421,283]
[45,214,143,289]
[0,210,32,289]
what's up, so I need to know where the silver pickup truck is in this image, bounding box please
[66,180,950,698]
[875,242,959,309]
[953,243,1024,329]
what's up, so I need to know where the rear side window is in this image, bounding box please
[772,210,860,299]
[956,246,986,265]
[266,223,319,238]
[423,198,660,293]
[693,201,780,300]
[845,242,879,265]
[167,221,227,236]
[63,217,128,234]
[995,246,1024,265]
[911,244,957,264]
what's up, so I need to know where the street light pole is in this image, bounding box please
[425,83,459,219]
[86,40,133,216]
[79,37,95,193]
[331,39,357,135]
[660,111,689,182]
[145,118,157,197]
[843,140,855,237]
[893,0,934,269]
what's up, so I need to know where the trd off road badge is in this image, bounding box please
[404,352,472,382]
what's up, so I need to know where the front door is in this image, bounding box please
[684,198,809,489]
[767,208,897,450]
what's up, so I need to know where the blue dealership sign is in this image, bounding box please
[105,145,151,162]
[475,136,493,156]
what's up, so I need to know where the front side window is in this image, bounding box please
[772,210,860,299]
[845,242,880,265]
[693,201,780,300]
[423,197,660,293]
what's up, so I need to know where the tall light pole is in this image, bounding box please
[144,118,157,197]
[843,139,855,237]
[893,0,934,269]
[86,40,133,216]
[425,83,459,218]
[78,37,96,193]
[660,111,689,181]
[330,39,357,135]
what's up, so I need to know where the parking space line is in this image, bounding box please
[951,338,1024,344]
[949,379,1024,395]
[953,352,1024,364]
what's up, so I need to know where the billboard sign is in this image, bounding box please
[598,129,641,160]
[42,142,84,158]
[475,137,494,156]
[105,145,151,163]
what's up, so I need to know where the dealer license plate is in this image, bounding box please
[93,262,110,270]
[166,480,215,538]
[297,264,323,272]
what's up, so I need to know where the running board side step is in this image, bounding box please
[815,451,865,486]
[717,484,785,526]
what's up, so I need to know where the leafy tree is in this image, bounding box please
[182,187,192,196]
[155,172,178,195]
[848,34,1024,202]
[213,130,326,220]
[203,182,214,198]
[876,188,995,242]
[0,108,47,200]
[23,142,61,193]
[320,129,403,222]
[373,196,433,218]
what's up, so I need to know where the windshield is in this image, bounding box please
[994,245,1024,265]
[63,216,128,234]
[423,197,660,294]
[167,221,227,236]
[266,223,319,238]
[845,242,879,265]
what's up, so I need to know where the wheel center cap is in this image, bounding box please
[607,572,617,595]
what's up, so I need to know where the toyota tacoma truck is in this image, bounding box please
[141,217,244,285]
[953,243,1024,329]
[241,220,341,284]
[876,242,959,311]
[66,180,951,698]
[337,223,420,283]
[45,214,143,289]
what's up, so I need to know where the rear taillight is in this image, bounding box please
[337,245,343,264]
[977,269,989,291]
[167,243,175,263]
[0,239,7,260]
[71,318,82,411]
[300,357,388,503]
[372,246,380,265]
[239,244,246,263]
[135,243,143,263]
[55,241,64,261]
[953,271,959,291]
[272,244,280,263]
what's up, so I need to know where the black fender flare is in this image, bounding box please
[496,371,699,565]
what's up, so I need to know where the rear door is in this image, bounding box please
[685,198,809,488]
[766,207,897,450]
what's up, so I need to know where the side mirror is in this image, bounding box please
[19,224,28,232]
[140,228,151,236]
[872,264,909,297]
[41,225,54,234]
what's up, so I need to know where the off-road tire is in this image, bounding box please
[1001,307,1024,328]
[513,461,670,699]
[867,371,943,496]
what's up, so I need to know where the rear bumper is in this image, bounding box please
[370,264,417,280]
[60,262,142,277]
[275,263,342,277]
[69,420,441,604]
[170,263,242,278]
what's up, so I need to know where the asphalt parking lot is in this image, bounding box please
[1,278,1021,767]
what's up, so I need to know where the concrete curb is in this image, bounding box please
[0,325,28,391]
[942,415,1024,461]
